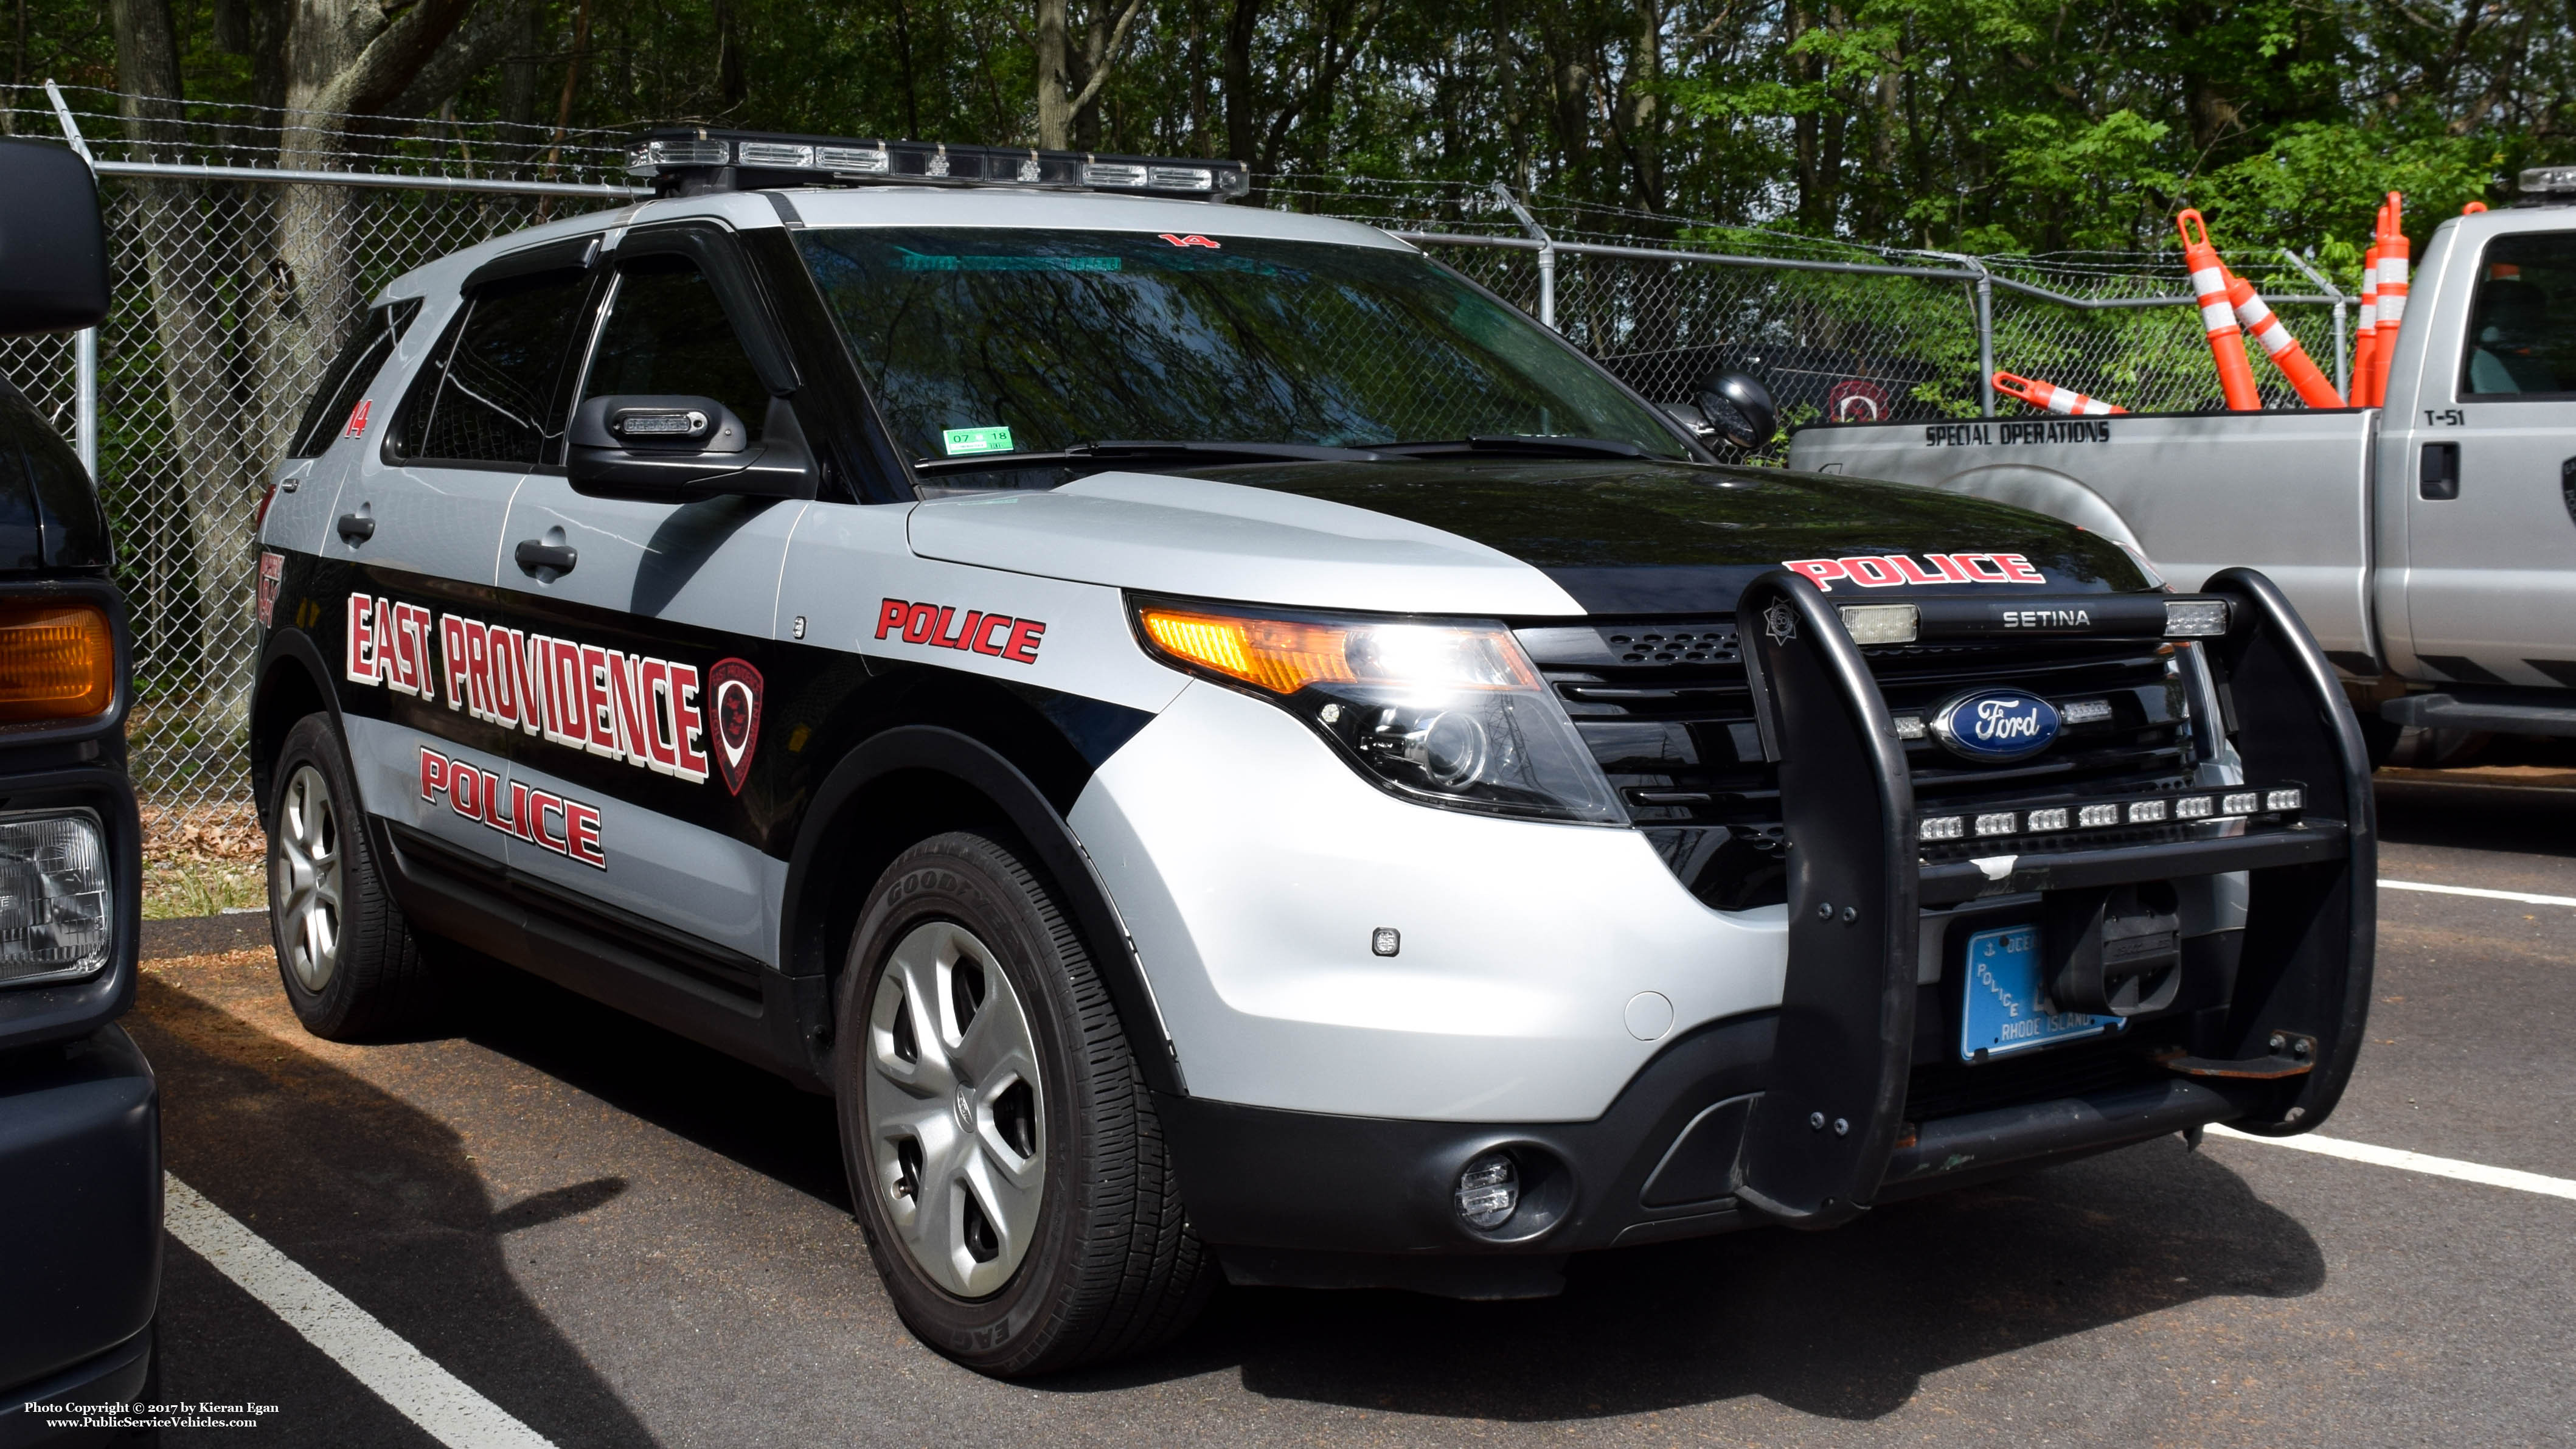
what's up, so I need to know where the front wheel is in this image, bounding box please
[835,832,1210,1375]
[267,713,437,1039]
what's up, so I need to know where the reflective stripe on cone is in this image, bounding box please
[2225,270,2344,407]
[1993,370,2127,416]
[2176,209,2262,411]
[2352,242,2381,408]
[2372,193,2409,405]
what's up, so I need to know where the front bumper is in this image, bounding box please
[0,1024,162,1439]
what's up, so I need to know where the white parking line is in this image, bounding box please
[163,1174,556,1449]
[2381,879,2576,909]
[2205,1125,2576,1201]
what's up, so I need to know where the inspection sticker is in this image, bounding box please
[943,425,1015,456]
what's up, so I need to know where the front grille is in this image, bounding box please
[1519,618,2203,909]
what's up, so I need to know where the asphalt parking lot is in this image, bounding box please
[127,773,2574,1447]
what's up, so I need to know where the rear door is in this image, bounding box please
[487,223,805,971]
[327,253,599,871]
[2393,224,2576,689]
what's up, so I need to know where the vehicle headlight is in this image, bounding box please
[0,809,111,986]
[1132,598,1623,824]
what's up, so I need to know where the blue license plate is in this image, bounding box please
[1959,925,2123,1062]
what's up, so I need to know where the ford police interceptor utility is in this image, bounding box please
[251,131,2375,1376]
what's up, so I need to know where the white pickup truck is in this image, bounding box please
[1788,177,2576,761]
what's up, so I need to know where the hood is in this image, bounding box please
[906,457,2150,618]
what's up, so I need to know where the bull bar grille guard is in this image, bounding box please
[1727,567,2375,1228]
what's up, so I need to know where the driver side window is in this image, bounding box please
[582,254,772,441]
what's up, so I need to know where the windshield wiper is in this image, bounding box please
[914,438,1392,474]
[1377,435,1651,460]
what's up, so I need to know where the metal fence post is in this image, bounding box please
[1490,182,1556,330]
[44,80,99,479]
[2281,248,2349,400]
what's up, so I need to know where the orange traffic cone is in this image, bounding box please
[2178,210,2262,411]
[2352,241,2381,408]
[2224,270,2344,407]
[1993,370,2127,416]
[2371,193,2409,405]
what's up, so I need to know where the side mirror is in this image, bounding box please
[1693,370,1778,451]
[566,394,811,501]
[0,139,108,335]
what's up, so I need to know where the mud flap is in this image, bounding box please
[2199,568,2376,1133]
[1731,571,1919,1228]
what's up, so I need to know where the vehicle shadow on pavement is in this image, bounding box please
[2375,777,2576,858]
[1077,1138,2324,1422]
[128,973,662,1449]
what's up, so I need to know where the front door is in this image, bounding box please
[488,229,805,968]
[2395,226,2576,690]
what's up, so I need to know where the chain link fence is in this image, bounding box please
[6,97,2361,821]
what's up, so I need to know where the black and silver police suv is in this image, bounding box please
[247,128,2375,1375]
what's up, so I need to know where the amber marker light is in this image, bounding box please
[1137,606,1361,694]
[0,600,114,724]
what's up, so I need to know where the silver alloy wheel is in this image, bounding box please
[866,920,1046,1298]
[272,763,345,993]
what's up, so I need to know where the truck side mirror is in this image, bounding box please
[566,394,812,501]
[1695,370,1778,451]
[0,139,108,335]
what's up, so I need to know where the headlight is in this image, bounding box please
[1132,599,1623,823]
[0,809,112,986]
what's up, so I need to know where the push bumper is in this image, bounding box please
[0,1024,162,1447]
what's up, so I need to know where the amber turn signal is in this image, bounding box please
[0,600,114,724]
[1136,606,1361,695]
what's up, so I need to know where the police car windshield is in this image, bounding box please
[793,228,1692,468]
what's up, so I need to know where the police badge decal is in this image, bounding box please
[709,658,764,796]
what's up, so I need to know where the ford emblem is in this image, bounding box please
[1930,690,2062,762]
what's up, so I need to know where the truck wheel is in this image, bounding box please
[267,714,438,1040]
[835,831,1210,1375]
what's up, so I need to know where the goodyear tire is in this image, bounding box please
[267,714,439,1039]
[835,831,1210,1375]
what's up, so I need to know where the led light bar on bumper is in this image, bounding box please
[1131,598,1623,823]
[1846,593,2232,643]
[1917,786,2303,844]
[628,128,1252,201]
[0,808,113,986]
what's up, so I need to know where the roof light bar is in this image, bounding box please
[2519,165,2576,196]
[626,127,1252,203]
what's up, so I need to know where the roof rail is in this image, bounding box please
[629,127,1251,203]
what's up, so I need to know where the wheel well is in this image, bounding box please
[797,765,1022,994]
[249,649,333,822]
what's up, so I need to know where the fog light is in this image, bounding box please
[2025,807,2069,832]
[0,810,111,987]
[1919,815,1963,841]
[1456,1152,1519,1229]
[2078,804,2120,827]
[2176,795,2214,819]
[2221,791,2260,815]
[2266,787,2303,812]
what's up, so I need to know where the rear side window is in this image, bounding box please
[286,298,420,459]
[580,253,771,442]
[2459,232,2576,400]
[397,270,594,466]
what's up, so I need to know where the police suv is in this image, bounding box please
[253,131,2375,1376]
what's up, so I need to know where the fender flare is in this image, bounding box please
[779,724,1182,1095]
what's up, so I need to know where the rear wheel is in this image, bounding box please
[835,831,1210,1375]
[268,714,438,1039]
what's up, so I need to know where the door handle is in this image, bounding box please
[335,512,375,543]
[515,539,578,576]
[2420,442,2459,500]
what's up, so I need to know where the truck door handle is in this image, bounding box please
[335,512,375,543]
[515,539,578,575]
[2420,442,2460,500]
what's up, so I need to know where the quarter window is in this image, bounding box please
[286,298,420,459]
[397,270,594,465]
[2459,232,2576,400]
[580,253,771,442]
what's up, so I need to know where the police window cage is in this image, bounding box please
[2,88,2352,825]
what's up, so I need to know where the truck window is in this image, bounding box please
[578,254,769,443]
[394,270,594,467]
[285,298,421,459]
[2459,232,2576,400]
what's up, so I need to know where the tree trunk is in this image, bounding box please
[1038,0,1072,148]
